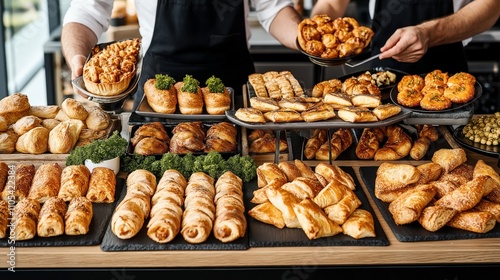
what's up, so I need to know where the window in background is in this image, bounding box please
[1,0,55,104]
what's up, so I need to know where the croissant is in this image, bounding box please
[374,125,412,161]
[130,122,170,146]
[356,128,381,160]
[303,129,327,160]
[204,122,237,153]
[37,197,67,237]
[65,196,93,235]
[315,128,353,161]
[28,163,63,204]
[14,198,41,240]
[293,198,343,240]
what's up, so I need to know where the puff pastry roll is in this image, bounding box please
[1,164,35,202]
[418,205,457,232]
[324,190,362,225]
[473,199,500,222]
[342,209,376,239]
[256,162,288,188]
[86,167,116,203]
[37,197,67,237]
[0,162,8,193]
[28,163,63,204]
[431,148,467,173]
[14,198,41,240]
[388,184,436,225]
[65,196,93,235]
[126,169,157,196]
[281,177,324,201]
[147,170,187,243]
[213,171,246,243]
[293,198,343,239]
[265,185,301,228]
[0,200,8,238]
[248,201,285,229]
[58,165,91,202]
[181,172,216,244]
[447,210,496,234]
[313,180,349,209]
[111,199,145,239]
[435,176,486,212]
[314,162,356,191]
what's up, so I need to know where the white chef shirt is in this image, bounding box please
[63,0,294,55]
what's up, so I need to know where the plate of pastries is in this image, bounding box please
[228,70,410,130]
[390,69,482,112]
[135,74,233,120]
[72,38,142,101]
[0,93,118,156]
[296,15,374,66]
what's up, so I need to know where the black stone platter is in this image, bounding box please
[359,166,500,242]
[0,178,125,247]
[246,166,389,247]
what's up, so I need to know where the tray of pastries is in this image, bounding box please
[359,148,500,242]
[101,169,248,251]
[226,70,411,130]
[246,160,388,246]
[0,161,122,246]
[0,93,121,161]
[296,15,374,67]
[72,38,142,102]
[127,121,240,158]
[135,74,234,120]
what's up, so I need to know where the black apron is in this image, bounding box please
[133,0,255,110]
[369,0,469,74]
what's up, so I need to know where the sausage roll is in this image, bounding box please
[86,167,116,203]
[213,171,246,243]
[181,172,215,244]
[28,163,63,204]
[58,165,91,202]
[147,170,187,243]
[0,200,8,238]
[1,164,35,202]
[14,198,41,240]
[37,197,67,237]
[65,196,93,235]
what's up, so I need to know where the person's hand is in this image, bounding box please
[70,54,89,98]
[379,26,429,63]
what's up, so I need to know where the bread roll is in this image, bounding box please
[48,119,84,154]
[85,105,110,130]
[0,92,30,124]
[0,116,7,132]
[61,98,89,120]
[28,163,63,204]
[12,115,42,135]
[0,130,18,153]
[144,77,178,114]
[29,105,60,119]
[16,127,49,154]
[41,119,61,131]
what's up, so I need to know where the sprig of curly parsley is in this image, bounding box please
[206,75,225,93]
[155,74,176,90]
[181,74,200,93]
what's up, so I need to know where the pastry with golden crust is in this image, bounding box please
[248,201,285,229]
[250,97,280,112]
[144,74,177,114]
[397,75,425,92]
[58,165,91,202]
[418,205,457,232]
[431,148,467,173]
[12,115,42,135]
[86,167,116,203]
[293,198,343,239]
[61,98,89,121]
[37,197,67,237]
[342,209,376,239]
[16,127,49,154]
[83,38,140,96]
[0,92,30,125]
[447,210,496,233]
[388,184,436,225]
[48,119,85,154]
[175,75,204,115]
[397,88,424,108]
[0,200,9,238]
[13,198,41,240]
[202,76,231,115]
[1,163,35,202]
[264,108,303,123]
[65,196,93,235]
[234,107,266,124]
[337,106,378,123]
[28,163,63,204]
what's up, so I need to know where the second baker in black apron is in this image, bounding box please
[370,0,469,74]
[134,0,255,110]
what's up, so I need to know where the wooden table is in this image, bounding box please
[1,127,500,277]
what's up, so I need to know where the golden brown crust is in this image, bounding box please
[314,162,356,190]
[204,122,237,153]
[144,78,178,114]
[61,98,89,121]
[256,162,288,188]
[447,210,496,233]
[86,167,116,203]
[420,91,452,111]
[372,103,402,121]
[0,92,30,125]
[12,115,42,135]
[28,163,63,204]
[264,109,303,123]
[250,97,280,112]
[48,119,85,154]
[85,106,111,131]
[13,198,41,240]
[418,205,457,232]
[65,196,93,235]
[0,162,8,193]
[234,108,266,123]
[1,164,35,202]
[435,176,486,212]
[398,75,425,92]
[300,103,336,122]
[201,87,231,115]
[342,209,376,239]
[15,127,49,154]
[337,106,378,123]
[175,81,204,115]
[29,105,60,119]
[431,148,467,173]
[37,197,67,237]
[374,162,421,203]
[265,185,301,228]
[248,201,285,229]
[293,198,343,239]
[58,165,91,202]
[134,137,169,156]
[324,190,362,224]
[356,128,381,160]
[388,184,437,225]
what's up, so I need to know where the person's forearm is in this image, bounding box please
[419,0,500,47]
[310,0,350,19]
[269,6,303,50]
[61,22,98,72]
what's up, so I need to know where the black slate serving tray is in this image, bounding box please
[246,166,389,247]
[0,178,125,247]
[100,180,249,251]
[359,166,500,242]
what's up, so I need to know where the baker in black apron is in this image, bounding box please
[134,0,255,110]
[369,0,469,74]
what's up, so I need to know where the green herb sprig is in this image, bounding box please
[206,75,225,93]
[155,74,176,90]
[66,131,128,166]
[181,74,200,93]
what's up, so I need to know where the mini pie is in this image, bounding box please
[83,38,141,96]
